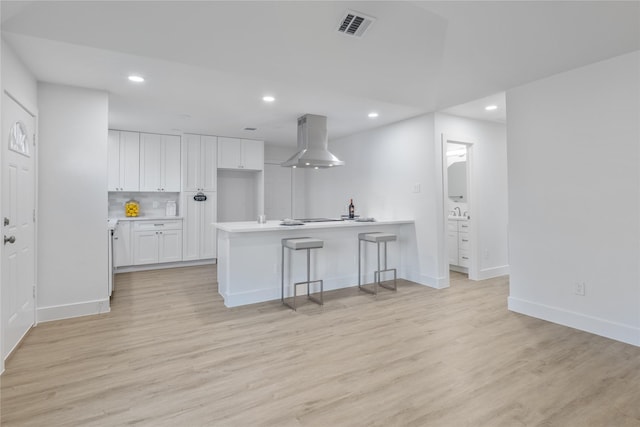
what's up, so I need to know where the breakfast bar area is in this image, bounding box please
[214,220,418,307]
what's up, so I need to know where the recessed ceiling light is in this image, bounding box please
[368,112,379,118]
[485,105,498,111]
[128,75,145,83]
[262,95,275,102]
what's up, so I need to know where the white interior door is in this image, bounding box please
[2,92,36,360]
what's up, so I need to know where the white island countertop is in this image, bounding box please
[214,219,414,233]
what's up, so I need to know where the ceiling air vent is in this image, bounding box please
[337,10,375,37]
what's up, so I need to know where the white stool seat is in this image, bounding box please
[359,232,397,243]
[282,238,324,250]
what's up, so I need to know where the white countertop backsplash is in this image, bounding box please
[108,191,180,218]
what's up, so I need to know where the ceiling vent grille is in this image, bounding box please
[337,10,375,37]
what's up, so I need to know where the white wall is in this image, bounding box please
[506,51,640,346]
[435,113,509,280]
[305,114,442,286]
[37,83,109,322]
[1,39,38,373]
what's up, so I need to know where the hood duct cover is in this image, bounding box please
[281,114,344,169]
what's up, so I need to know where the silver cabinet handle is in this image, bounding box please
[4,235,16,245]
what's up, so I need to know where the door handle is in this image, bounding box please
[4,235,16,245]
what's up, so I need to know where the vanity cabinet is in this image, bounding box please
[217,137,264,170]
[108,130,140,192]
[448,219,470,269]
[183,134,217,191]
[140,133,181,192]
[132,220,183,265]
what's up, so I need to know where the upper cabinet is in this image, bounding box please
[183,134,217,192]
[217,137,264,171]
[140,133,181,192]
[108,130,140,191]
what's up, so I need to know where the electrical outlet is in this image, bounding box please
[574,282,586,296]
[412,183,421,193]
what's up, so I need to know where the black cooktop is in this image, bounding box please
[295,218,343,223]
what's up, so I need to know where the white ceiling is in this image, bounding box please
[2,1,638,146]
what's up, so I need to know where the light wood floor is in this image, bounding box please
[1,267,639,426]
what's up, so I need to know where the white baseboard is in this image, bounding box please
[221,272,446,307]
[37,299,111,323]
[508,296,640,347]
[114,258,215,274]
[477,265,509,280]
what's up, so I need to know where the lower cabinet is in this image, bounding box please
[112,219,183,267]
[448,219,470,269]
[132,220,183,265]
[182,191,217,261]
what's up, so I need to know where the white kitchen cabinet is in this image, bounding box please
[132,220,183,265]
[217,137,264,171]
[113,220,133,267]
[183,134,217,191]
[182,191,217,261]
[140,133,181,192]
[108,130,140,192]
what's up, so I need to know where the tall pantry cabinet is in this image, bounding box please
[182,134,217,261]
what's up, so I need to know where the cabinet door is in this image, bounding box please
[162,135,181,191]
[200,193,217,259]
[107,131,121,191]
[241,139,264,171]
[113,221,133,267]
[140,133,163,191]
[201,135,218,191]
[133,231,159,265]
[182,193,201,261]
[218,137,242,169]
[183,134,202,192]
[158,230,183,263]
[120,131,140,191]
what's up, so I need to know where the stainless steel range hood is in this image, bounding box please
[281,114,344,168]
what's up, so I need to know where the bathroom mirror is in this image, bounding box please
[448,161,467,202]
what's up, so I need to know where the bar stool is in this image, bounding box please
[358,232,397,295]
[281,237,324,311]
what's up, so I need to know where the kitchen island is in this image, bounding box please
[214,219,419,307]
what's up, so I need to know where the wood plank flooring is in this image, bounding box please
[1,267,639,426]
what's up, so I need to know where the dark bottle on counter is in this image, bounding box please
[348,198,355,219]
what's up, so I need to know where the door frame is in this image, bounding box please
[1,90,39,371]
[441,134,478,284]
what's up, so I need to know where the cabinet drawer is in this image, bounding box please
[459,251,470,267]
[133,220,182,231]
[458,233,470,251]
[458,221,470,232]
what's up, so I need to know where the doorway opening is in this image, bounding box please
[442,136,477,285]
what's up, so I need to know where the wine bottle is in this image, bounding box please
[348,198,355,219]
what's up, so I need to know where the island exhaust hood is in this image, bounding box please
[281,114,344,168]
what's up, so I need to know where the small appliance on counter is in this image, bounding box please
[166,200,177,216]
[124,199,140,217]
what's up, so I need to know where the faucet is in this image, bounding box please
[453,207,461,216]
